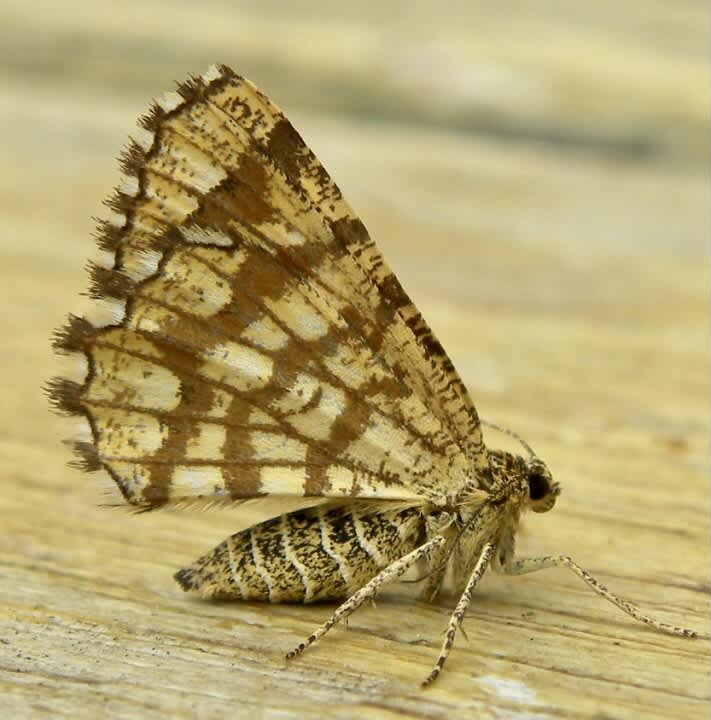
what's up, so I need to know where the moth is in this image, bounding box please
[48,64,695,685]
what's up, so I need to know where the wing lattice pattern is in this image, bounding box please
[49,65,489,508]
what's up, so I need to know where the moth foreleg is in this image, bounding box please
[286,534,447,661]
[422,542,495,687]
[498,554,696,638]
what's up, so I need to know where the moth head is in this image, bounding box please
[525,458,560,513]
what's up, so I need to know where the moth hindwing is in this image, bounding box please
[49,64,696,686]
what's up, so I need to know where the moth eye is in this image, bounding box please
[528,473,550,501]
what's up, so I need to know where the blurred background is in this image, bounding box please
[0,2,708,715]
[3,0,707,473]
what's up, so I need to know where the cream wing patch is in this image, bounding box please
[264,287,331,342]
[242,314,290,351]
[259,467,308,495]
[286,382,346,442]
[93,407,169,458]
[88,346,181,412]
[185,423,227,460]
[200,342,274,391]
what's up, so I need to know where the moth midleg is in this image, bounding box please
[420,539,450,602]
[498,555,696,638]
[286,534,448,660]
[422,542,495,687]
[419,512,454,602]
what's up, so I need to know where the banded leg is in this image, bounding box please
[420,511,455,602]
[286,534,447,660]
[420,538,450,602]
[499,555,696,638]
[422,542,495,687]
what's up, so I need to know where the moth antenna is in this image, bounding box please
[482,419,536,459]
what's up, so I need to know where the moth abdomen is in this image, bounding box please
[175,503,424,603]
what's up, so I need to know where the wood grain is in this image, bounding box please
[1,2,708,718]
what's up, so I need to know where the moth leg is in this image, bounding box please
[286,534,447,660]
[420,511,454,602]
[422,542,496,687]
[499,555,696,638]
[420,540,449,602]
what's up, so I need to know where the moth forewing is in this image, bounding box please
[48,63,696,688]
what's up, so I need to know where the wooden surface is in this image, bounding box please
[1,2,708,718]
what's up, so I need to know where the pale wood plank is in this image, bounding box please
[0,2,707,718]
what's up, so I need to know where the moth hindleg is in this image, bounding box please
[422,542,496,687]
[286,534,448,660]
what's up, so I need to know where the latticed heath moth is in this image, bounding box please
[49,65,697,686]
